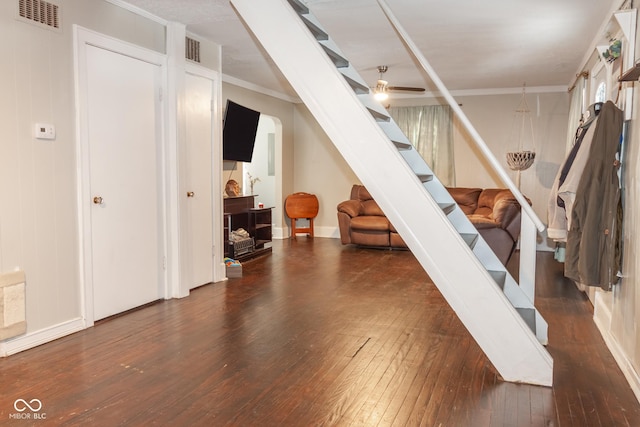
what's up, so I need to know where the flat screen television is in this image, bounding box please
[223,100,261,163]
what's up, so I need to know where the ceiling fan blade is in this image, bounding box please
[388,86,425,93]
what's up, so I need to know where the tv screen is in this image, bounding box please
[223,100,261,163]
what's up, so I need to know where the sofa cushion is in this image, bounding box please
[351,229,390,247]
[350,216,390,231]
[351,185,373,201]
[337,200,362,218]
[492,197,519,224]
[447,187,482,215]
[361,199,385,216]
[467,215,501,229]
[477,188,501,209]
[493,198,523,240]
[390,232,406,248]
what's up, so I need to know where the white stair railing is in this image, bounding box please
[377,0,544,304]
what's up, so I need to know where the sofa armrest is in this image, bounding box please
[337,200,362,218]
[337,212,352,244]
[467,215,501,229]
[492,198,522,241]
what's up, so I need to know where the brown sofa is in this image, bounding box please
[337,185,526,265]
[447,187,526,265]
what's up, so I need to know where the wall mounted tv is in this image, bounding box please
[223,100,261,163]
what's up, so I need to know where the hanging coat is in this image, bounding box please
[564,101,623,290]
[547,122,597,241]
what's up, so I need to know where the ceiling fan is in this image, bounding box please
[373,65,425,101]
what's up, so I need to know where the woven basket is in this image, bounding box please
[506,151,536,171]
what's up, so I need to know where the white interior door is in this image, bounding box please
[184,72,214,289]
[86,45,163,320]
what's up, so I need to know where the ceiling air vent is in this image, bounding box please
[18,0,60,30]
[186,37,201,63]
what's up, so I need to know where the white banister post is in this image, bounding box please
[519,214,537,303]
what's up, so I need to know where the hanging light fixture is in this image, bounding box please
[373,65,389,101]
[374,79,389,101]
[506,84,536,189]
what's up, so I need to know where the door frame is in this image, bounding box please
[183,62,225,292]
[74,26,169,326]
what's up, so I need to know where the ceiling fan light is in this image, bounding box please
[374,79,389,101]
[374,91,389,101]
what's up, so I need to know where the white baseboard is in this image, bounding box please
[278,226,559,245]
[595,320,640,404]
[594,291,640,404]
[0,317,86,357]
[273,226,340,240]
[272,226,287,239]
[313,226,340,239]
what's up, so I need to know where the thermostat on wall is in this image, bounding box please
[35,123,56,140]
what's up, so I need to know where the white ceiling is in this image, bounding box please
[121,0,621,100]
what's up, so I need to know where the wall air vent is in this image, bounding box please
[186,37,201,63]
[17,0,60,30]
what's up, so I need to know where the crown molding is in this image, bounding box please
[105,0,168,25]
[222,74,302,103]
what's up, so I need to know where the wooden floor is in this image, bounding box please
[1,238,640,426]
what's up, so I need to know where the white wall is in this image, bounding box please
[293,92,569,242]
[244,116,277,209]
[595,10,640,401]
[221,83,296,236]
[0,0,166,339]
[293,105,359,237]
[0,0,222,353]
[608,89,640,397]
[453,92,570,248]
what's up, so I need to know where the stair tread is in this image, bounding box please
[488,269,507,290]
[377,121,412,146]
[319,39,349,68]
[438,202,457,215]
[358,94,391,122]
[300,13,329,40]
[399,150,437,179]
[287,0,309,14]
[340,66,370,94]
[515,307,537,334]
[393,141,412,150]
[460,233,478,248]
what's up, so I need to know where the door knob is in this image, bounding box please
[187,191,195,197]
[93,196,104,205]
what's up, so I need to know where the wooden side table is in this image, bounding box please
[285,192,319,239]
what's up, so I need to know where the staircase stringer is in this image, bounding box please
[230,0,553,387]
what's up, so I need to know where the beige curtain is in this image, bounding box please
[389,105,455,186]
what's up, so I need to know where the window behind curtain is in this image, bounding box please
[389,105,455,186]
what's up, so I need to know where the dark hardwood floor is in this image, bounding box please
[1,238,639,426]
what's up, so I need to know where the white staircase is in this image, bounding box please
[230,0,553,386]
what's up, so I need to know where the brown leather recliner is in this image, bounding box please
[337,185,526,264]
[337,185,407,248]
